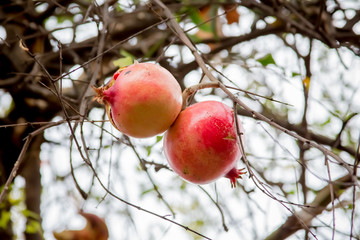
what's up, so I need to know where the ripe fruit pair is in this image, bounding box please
[94,62,246,187]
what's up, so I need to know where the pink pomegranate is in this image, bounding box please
[94,62,182,138]
[163,101,246,187]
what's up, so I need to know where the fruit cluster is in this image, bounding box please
[94,62,246,187]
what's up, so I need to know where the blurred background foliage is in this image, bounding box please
[0,0,359,239]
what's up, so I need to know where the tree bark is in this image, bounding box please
[22,135,44,240]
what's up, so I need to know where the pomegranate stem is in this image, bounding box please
[182,82,220,110]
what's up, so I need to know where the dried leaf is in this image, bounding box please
[223,4,240,24]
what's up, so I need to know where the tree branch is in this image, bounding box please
[0,120,67,203]
[264,174,355,240]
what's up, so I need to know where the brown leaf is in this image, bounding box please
[223,4,240,24]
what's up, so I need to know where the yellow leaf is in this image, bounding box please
[303,76,311,91]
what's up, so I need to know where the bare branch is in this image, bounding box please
[0,120,67,203]
[264,174,354,240]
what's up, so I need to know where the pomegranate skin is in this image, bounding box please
[99,63,182,138]
[164,101,244,185]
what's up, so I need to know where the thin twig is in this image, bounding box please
[125,136,176,217]
[18,36,91,166]
[53,18,170,83]
[69,136,88,199]
[325,156,336,240]
[82,148,213,240]
[0,121,67,203]
[198,186,229,232]
[350,132,360,240]
[232,103,318,239]
[152,0,218,84]
[181,81,292,110]
[0,136,32,203]
[220,82,358,186]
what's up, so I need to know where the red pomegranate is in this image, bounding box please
[163,100,246,187]
[94,62,182,138]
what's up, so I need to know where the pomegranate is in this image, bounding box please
[94,62,182,138]
[164,101,246,187]
[53,211,108,240]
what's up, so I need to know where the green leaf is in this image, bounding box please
[113,56,133,68]
[9,195,23,206]
[0,211,11,229]
[146,146,152,156]
[320,116,331,127]
[141,188,155,196]
[25,220,42,234]
[209,5,219,39]
[57,15,73,24]
[120,49,136,59]
[292,72,301,77]
[257,53,276,67]
[188,7,212,33]
[288,189,296,195]
[22,209,41,220]
[115,4,123,12]
[156,135,163,143]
